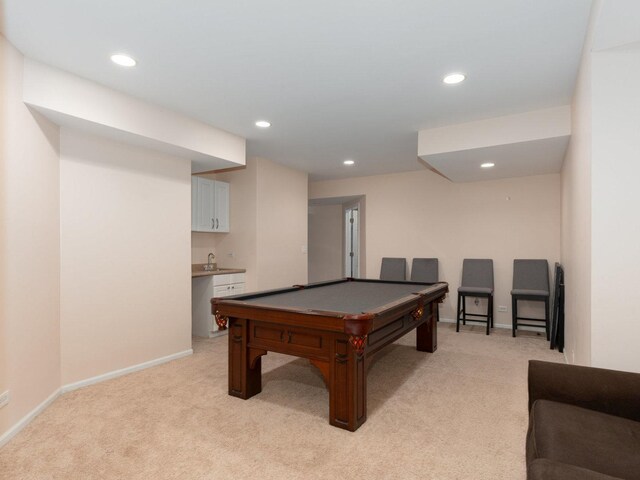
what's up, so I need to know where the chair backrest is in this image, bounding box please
[513,259,549,292]
[380,257,407,281]
[410,258,438,283]
[461,259,494,289]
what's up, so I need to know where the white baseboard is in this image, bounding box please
[439,317,546,333]
[61,349,193,393]
[0,349,193,449]
[0,388,61,448]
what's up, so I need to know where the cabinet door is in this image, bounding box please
[192,276,215,337]
[214,181,229,232]
[191,177,198,231]
[211,285,229,333]
[196,177,215,232]
[213,285,230,297]
[229,283,245,295]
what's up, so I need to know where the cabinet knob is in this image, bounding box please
[211,218,214,229]
[216,218,219,229]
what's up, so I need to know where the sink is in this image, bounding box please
[203,263,217,271]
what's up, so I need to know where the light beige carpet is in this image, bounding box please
[0,324,563,480]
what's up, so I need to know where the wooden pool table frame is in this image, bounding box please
[211,278,448,431]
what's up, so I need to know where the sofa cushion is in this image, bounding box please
[528,458,623,480]
[528,400,640,480]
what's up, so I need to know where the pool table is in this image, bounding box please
[211,278,448,431]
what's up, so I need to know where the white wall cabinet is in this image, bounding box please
[191,177,229,232]
[213,181,229,232]
[192,273,245,337]
[191,177,198,230]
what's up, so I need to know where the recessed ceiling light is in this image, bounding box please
[343,160,355,166]
[443,73,465,84]
[110,54,136,67]
[481,162,495,168]
[255,120,271,128]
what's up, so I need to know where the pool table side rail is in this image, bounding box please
[214,277,445,304]
[220,278,350,303]
[211,280,448,335]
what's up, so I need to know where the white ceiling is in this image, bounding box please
[2,0,593,180]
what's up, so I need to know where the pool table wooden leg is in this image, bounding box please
[416,303,437,353]
[228,318,263,399]
[329,336,367,431]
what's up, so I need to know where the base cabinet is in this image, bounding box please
[192,273,246,338]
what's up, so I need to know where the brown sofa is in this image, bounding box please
[527,360,640,480]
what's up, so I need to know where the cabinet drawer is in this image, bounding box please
[213,273,245,286]
[213,274,232,287]
[214,283,245,297]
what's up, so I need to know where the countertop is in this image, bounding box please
[191,264,246,278]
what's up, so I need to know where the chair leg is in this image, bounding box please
[544,297,550,341]
[491,294,495,328]
[485,295,491,335]
[456,293,461,332]
[512,296,517,337]
[462,296,466,325]
[490,294,494,328]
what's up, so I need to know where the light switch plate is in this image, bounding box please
[498,306,508,312]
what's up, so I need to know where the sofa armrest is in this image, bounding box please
[528,360,640,422]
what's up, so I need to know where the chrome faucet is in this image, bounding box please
[207,252,215,267]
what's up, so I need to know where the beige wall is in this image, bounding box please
[590,42,640,372]
[191,232,222,265]
[194,160,259,291]
[560,1,640,373]
[310,171,561,326]
[255,158,308,290]
[308,204,343,282]
[1,33,241,443]
[418,106,571,156]
[193,157,308,292]
[59,129,192,384]
[0,35,61,436]
[0,31,8,422]
[560,6,595,366]
[23,58,246,171]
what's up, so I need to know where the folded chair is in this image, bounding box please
[379,257,407,281]
[511,259,550,339]
[456,259,494,335]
